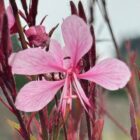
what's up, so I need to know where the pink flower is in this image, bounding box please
[9,15,131,114]
[25,25,49,47]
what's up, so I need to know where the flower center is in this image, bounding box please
[67,67,73,74]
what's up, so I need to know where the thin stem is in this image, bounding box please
[105,109,129,136]
[61,115,68,140]
[4,80,16,102]
[80,80,92,140]
[0,96,13,112]
[105,15,120,59]
[52,72,67,140]
[9,0,27,49]
[98,101,130,136]
[88,0,96,24]
[54,95,68,140]
[85,112,92,140]
[96,0,120,59]
[39,111,48,140]
[80,81,92,140]
[1,85,30,140]
[128,94,138,140]
[37,76,48,140]
[20,0,28,18]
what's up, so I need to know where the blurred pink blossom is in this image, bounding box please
[25,25,49,47]
[9,15,131,115]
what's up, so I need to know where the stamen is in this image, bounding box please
[63,95,77,100]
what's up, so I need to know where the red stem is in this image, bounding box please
[39,111,48,140]
[1,85,30,140]
[9,0,27,49]
[96,0,120,59]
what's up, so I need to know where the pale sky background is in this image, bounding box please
[5,0,140,59]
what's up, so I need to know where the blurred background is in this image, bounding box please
[0,0,140,139]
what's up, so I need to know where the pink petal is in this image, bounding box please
[78,58,131,90]
[49,39,63,67]
[73,73,90,112]
[62,15,92,66]
[9,48,65,75]
[15,80,65,112]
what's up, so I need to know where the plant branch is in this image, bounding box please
[39,111,48,140]
[97,101,130,136]
[9,0,27,49]
[54,95,68,140]
[85,111,92,140]
[1,85,30,140]
[96,0,120,59]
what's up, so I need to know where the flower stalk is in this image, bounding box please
[1,85,30,140]
[9,0,27,49]
[39,110,48,140]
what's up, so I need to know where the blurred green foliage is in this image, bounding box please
[11,35,22,52]
[14,75,28,91]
